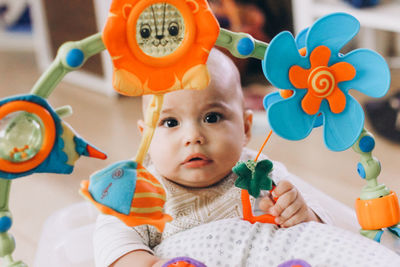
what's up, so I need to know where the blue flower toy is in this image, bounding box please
[263,12,400,243]
[263,12,390,152]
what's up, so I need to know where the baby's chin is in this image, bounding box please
[166,173,229,188]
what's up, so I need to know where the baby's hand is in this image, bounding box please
[259,180,321,227]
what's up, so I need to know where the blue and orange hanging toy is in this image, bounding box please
[262,12,399,241]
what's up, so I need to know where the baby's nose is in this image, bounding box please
[184,129,206,146]
[185,136,205,146]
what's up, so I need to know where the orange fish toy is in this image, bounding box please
[80,160,172,232]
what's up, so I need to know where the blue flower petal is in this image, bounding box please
[339,48,390,97]
[323,94,364,151]
[306,13,359,58]
[263,91,283,109]
[266,90,316,140]
[295,27,309,49]
[264,91,323,128]
[262,31,307,89]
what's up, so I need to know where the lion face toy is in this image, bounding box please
[102,0,220,96]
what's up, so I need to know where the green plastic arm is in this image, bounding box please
[0,179,27,267]
[0,178,10,213]
[215,28,268,60]
[30,32,106,99]
[55,105,73,118]
[352,128,390,200]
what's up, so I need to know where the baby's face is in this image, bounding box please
[145,79,252,187]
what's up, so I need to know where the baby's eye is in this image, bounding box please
[204,112,222,124]
[161,118,179,128]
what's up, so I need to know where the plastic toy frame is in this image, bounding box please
[0,4,399,266]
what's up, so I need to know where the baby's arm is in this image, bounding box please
[94,214,206,267]
[112,253,207,267]
[110,250,167,267]
[94,214,168,267]
[258,180,322,227]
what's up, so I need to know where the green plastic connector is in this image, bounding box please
[0,179,10,213]
[30,32,106,99]
[0,232,15,258]
[215,28,268,60]
[0,180,26,267]
[55,105,73,118]
[353,129,390,200]
[360,229,382,241]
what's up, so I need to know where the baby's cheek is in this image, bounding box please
[216,148,242,177]
[148,147,173,173]
[222,142,242,162]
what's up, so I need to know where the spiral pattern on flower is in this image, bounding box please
[308,66,336,98]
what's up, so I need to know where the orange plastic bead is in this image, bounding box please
[279,90,294,99]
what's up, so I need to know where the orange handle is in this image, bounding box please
[241,185,279,225]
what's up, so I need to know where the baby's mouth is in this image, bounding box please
[182,154,212,168]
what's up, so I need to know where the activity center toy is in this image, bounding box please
[0,0,399,266]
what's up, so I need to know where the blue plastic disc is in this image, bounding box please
[237,37,254,56]
[357,162,366,179]
[66,48,84,68]
[0,216,12,233]
[359,135,375,153]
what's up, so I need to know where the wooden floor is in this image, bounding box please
[1,50,400,265]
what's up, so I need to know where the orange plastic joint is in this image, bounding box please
[0,101,56,173]
[355,191,400,230]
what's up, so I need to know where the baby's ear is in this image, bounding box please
[244,109,253,145]
[137,119,145,135]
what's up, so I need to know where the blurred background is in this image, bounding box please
[0,0,400,265]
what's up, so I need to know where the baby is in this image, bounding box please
[93,49,329,267]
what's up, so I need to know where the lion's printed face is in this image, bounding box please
[135,3,185,57]
[103,0,220,94]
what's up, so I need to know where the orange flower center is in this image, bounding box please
[307,66,336,98]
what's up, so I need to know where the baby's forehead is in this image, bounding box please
[142,83,242,117]
[141,49,243,113]
[165,83,243,114]
[207,50,242,95]
[204,79,243,104]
